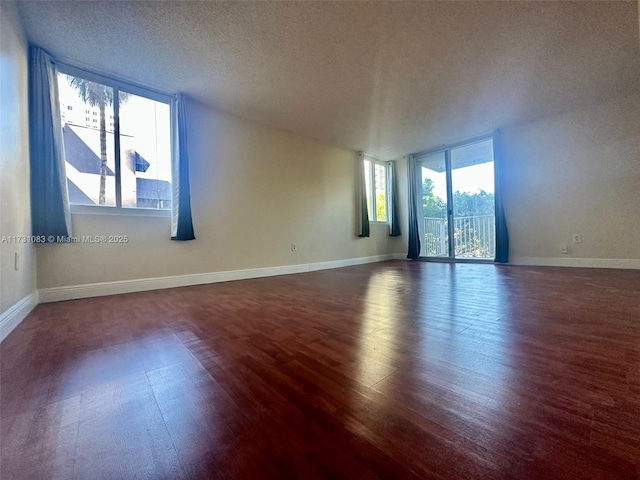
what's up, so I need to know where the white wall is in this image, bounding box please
[0,0,37,315]
[502,93,640,267]
[36,99,405,290]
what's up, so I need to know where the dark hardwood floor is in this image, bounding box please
[1,261,639,479]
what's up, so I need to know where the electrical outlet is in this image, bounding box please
[291,243,297,251]
[572,234,582,243]
[560,245,569,254]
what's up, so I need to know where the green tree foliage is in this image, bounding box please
[422,178,494,217]
[422,178,445,218]
[376,192,387,221]
[452,190,494,217]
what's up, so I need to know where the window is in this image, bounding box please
[57,67,172,211]
[363,158,388,222]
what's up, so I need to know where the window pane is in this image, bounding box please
[421,152,448,257]
[119,91,172,210]
[374,163,387,222]
[58,73,116,206]
[450,139,495,258]
[364,160,372,219]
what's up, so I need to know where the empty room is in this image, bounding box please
[1,1,639,478]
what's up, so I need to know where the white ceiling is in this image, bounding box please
[16,1,640,159]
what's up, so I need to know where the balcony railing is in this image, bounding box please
[423,215,495,258]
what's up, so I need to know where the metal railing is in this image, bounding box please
[423,215,495,258]
[424,217,448,257]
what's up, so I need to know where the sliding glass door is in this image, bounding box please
[418,137,495,260]
[420,151,449,257]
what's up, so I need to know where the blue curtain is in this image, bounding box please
[387,161,401,236]
[29,46,72,241]
[406,154,421,259]
[171,94,195,241]
[356,152,370,237]
[494,131,509,263]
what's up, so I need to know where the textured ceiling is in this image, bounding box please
[16,1,640,159]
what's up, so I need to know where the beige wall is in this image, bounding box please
[0,0,37,313]
[502,93,640,263]
[37,100,405,289]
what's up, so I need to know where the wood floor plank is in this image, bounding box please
[1,261,639,479]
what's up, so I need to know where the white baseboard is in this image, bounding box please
[392,253,408,260]
[0,291,39,342]
[308,254,395,272]
[510,257,640,270]
[38,254,398,303]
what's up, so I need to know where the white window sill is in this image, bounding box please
[70,205,171,217]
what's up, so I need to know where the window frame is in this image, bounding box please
[415,133,496,260]
[363,156,389,223]
[57,63,174,217]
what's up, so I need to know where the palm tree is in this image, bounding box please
[67,77,129,204]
